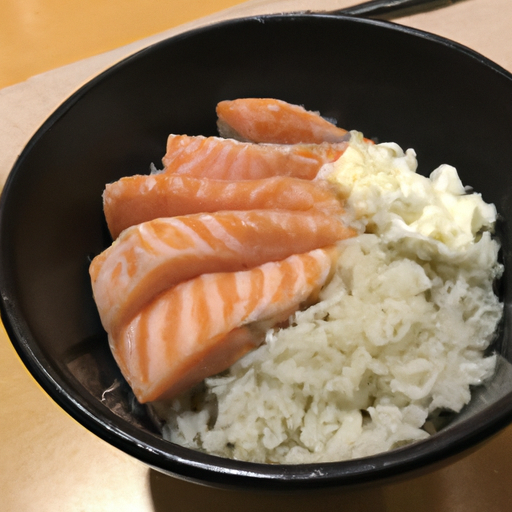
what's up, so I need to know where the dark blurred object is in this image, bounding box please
[331,0,465,19]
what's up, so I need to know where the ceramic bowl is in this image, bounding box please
[1,14,512,491]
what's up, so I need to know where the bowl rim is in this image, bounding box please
[1,12,512,490]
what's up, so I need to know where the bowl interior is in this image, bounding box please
[2,14,512,490]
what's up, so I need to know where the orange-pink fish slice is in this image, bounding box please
[112,248,337,403]
[89,209,355,338]
[161,135,347,180]
[216,98,350,144]
[103,174,345,239]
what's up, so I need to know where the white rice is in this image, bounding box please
[157,132,503,463]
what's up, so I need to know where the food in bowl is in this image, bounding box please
[89,98,503,464]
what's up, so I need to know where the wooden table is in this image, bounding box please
[2,1,512,510]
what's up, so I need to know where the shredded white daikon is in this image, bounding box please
[160,133,503,463]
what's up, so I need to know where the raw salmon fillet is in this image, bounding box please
[89,209,355,338]
[103,174,345,239]
[216,98,350,144]
[111,248,337,403]
[161,135,347,180]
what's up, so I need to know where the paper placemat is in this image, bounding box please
[2,2,512,510]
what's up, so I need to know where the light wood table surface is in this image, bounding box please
[2,1,512,510]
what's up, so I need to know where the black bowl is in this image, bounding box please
[2,14,512,491]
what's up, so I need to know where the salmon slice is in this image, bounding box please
[112,248,337,403]
[161,135,347,180]
[103,174,345,239]
[89,209,356,338]
[216,98,350,144]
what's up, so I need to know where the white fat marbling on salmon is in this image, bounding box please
[162,134,347,181]
[216,98,349,145]
[90,210,353,338]
[113,248,335,403]
[103,174,346,239]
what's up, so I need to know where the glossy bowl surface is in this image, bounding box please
[2,14,512,491]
